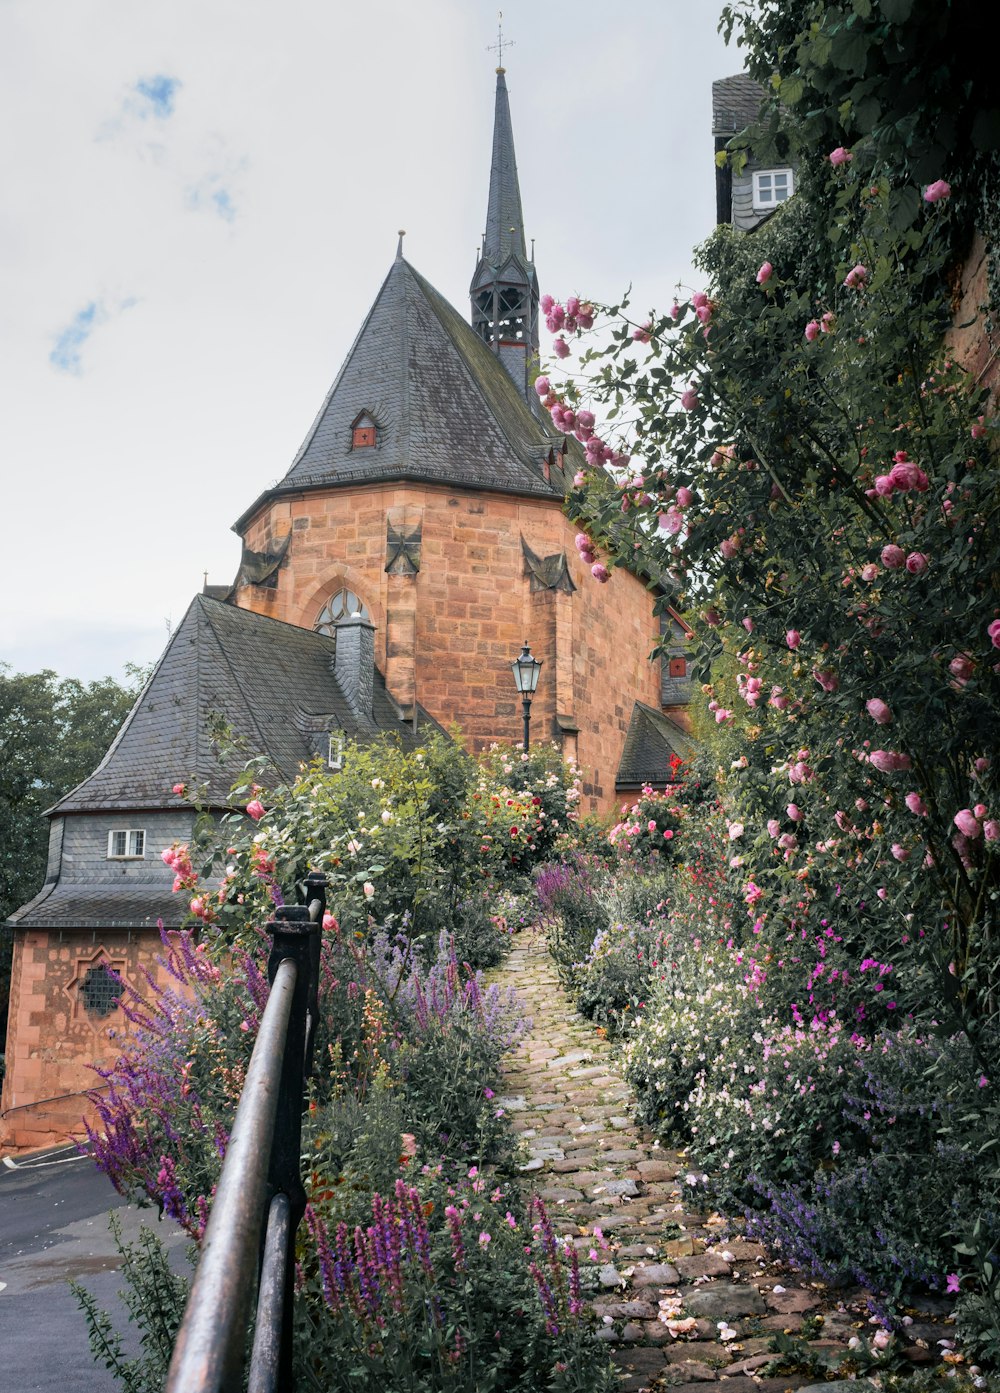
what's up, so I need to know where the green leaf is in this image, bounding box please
[780,75,804,106]
[879,0,914,20]
[888,184,921,232]
[830,28,869,73]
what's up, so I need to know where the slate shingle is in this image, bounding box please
[51,595,438,814]
[616,702,699,789]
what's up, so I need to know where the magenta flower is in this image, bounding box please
[946,1274,961,1293]
[680,385,699,410]
[804,319,820,341]
[844,263,868,289]
[658,508,682,534]
[891,843,910,862]
[905,792,928,817]
[246,798,266,821]
[535,376,551,397]
[880,544,905,569]
[813,667,839,692]
[591,563,610,584]
[985,820,1000,843]
[632,322,651,344]
[905,551,929,575]
[820,311,836,333]
[786,803,802,822]
[552,336,570,359]
[786,629,801,649]
[988,619,1000,649]
[865,698,893,725]
[574,532,590,551]
[950,654,975,681]
[829,147,852,166]
[924,179,952,203]
[756,261,773,285]
[572,470,585,487]
[675,485,694,508]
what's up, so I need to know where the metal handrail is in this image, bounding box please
[165,873,325,1393]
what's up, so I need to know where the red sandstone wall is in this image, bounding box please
[234,482,667,816]
[0,927,170,1154]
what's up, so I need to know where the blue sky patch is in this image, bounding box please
[135,75,181,119]
[186,174,238,222]
[49,302,104,374]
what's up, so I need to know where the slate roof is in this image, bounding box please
[51,594,439,814]
[232,254,569,531]
[482,69,531,272]
[712,73,765,135]
[9,882,183,931]
[616,702,700,790]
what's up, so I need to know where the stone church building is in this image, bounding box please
[1,69,693,1152]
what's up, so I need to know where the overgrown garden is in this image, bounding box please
[72,2,1000,1387]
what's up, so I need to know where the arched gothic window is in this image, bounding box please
[314,588,369,639]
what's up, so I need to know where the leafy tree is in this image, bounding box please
[0,665,144,1051]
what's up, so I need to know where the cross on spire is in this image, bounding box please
[486,10,513,71]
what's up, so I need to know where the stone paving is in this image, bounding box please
[495,928,959,1393]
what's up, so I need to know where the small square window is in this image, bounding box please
[752,167,794,211]
[669,657,687,678]
[353,426,376,448]
[328,733,345,770]
[108,828,145,859]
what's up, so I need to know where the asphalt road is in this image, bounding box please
[0,1145,188,1392]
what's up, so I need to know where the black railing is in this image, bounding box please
[165,873,324,1393]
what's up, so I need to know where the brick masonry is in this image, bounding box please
[236,481,671,817]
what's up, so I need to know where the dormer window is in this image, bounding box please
[108,828,145,859]
[752,168,794,212]
[351,412,377,449]
[328,733,345,770]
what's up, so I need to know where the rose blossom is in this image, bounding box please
[923,179,952,203]
[829,147,852,166]
[869,750,912,773]
[786,629,801,649]
[905,792,928,816]
[866,698,893,725]
[988,619,1000,649]
[905,551,929,575]
[246,799,266,821]
[804,319,820,341]
[881,544,905,569]
[756,261,773,284]
[954,808,982,838]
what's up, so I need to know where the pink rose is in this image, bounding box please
[891,843,910,862]
[680,386,699,410]
[869,750,912,773]
[767,819,781,837]
[874,474,895,496]
[786,629,801,649]
[576,409,595,431]
[787,803,802,822]
[813,667,839,692]
[719,538,739,559]
[658,508,683,534]
[861,564,879,582]
[950,654,975,681]
[923,179,952,203]
[880,544,905,569]
[675,486,694,508]
[322,912,339,931]
[866,698,893,725]
[820,311,836,333]
[363,881,375,898]
[829,147,852,166]
[534,375,550,397]
[756,261,773,285]
[905,792,927,816]
[844,263,868,289]
[988,619,1000,648]
[572,471,586,487]
[553,336,570,359]
[591,563,610,583]
[742,617,754,633]
[905,551,929,575]
[172,782,186,796]
[954,808,982,838]
[246,798,266,821]
[984,820,1000,843]
[540,294,554,314]
[632,322,651,344]
[804,319,820,341]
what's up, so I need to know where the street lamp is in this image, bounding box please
[510,641,542,751]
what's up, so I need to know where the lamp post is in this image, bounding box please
[510,641,542,751]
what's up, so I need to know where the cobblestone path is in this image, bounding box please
[496,928,957,1393]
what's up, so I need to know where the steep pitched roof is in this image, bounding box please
[483,69,529,268]
[51,595,438,814]
[233,255,568,531]
[712,73,765,136]
[616,702,699,790]
[9,882,184,931]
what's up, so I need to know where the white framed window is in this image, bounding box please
[327,733,345,770]
[107,828,145,859]
[752,168,794,211]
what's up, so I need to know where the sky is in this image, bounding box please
[0,0,739,685]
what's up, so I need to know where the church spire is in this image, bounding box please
[470,66,539,400]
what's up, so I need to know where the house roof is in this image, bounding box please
[615,702,699,790]
[712,73,765,136]
[233,253,569,532]
[8,881,183,931]
[50,594,439,815]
